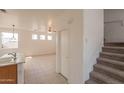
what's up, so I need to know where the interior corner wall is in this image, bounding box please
[83,9,104,83]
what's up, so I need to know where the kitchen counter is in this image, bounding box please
[0,61,25,67]
[0,53,25,84]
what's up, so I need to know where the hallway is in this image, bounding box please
[24,54,67,84]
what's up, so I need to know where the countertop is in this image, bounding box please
[0,53,25,67]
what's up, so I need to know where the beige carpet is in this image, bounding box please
[85,43,124,84]
[24,54,67,84]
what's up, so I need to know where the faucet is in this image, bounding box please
[8,52,16,61]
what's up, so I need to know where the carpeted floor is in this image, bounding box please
[24,54,67,84]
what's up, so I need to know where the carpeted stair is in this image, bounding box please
[85,43,124,84]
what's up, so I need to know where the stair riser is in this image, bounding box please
[100,53,124,62]
[97,60,124,71]
[94,67,124,82]
[90,73,105,84]
[85,81,89,84]
[102,48,124,54]
[85,80,97,84]
[105,43,124,47]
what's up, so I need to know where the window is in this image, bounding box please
[47,35,52,40]
[1,32,18,48]
[32,34,52,40]
[40,35,45,40]
[32,34,38,40]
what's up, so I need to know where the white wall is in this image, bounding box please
[83,10,104,82]
[0,28,56,56]
[56,10,104,84]
[56,10,84,84]
[56,31,61,73]
[19,30,56,56]
[69,12,83,84]
[104,10,124,42]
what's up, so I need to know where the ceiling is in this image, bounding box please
[0,9,66,32]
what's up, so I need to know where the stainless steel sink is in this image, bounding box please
[0,54,13,63]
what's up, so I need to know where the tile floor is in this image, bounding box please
[24,54,67,84]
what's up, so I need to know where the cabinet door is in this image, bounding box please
[0,64,17,84]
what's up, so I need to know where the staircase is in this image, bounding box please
[85,43,124,84]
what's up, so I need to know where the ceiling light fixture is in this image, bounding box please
[48,26,56,33]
